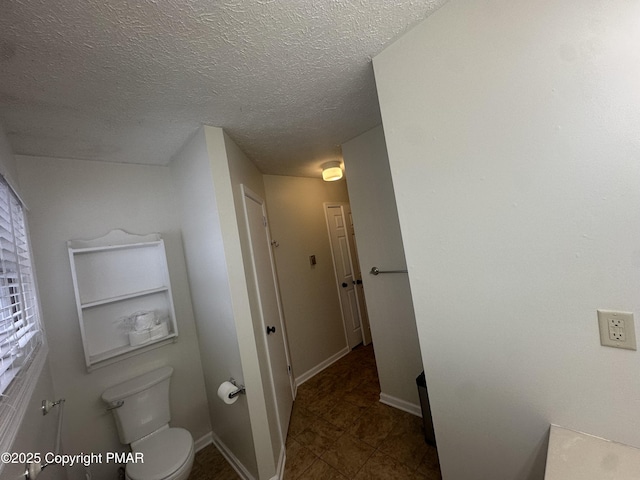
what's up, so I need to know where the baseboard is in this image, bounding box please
[379,392,422,418]
[210,431,256,480]
[194,431,213,452]
[203,431,285,480]
[269,443,286,480]
[295,346,350,387]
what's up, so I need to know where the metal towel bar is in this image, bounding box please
[25,399,65,479]
[369,266,408,275]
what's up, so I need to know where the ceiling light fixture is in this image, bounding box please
[321,161,343,182]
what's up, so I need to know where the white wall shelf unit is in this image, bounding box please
[68,229,178,371]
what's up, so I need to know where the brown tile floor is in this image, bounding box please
[285,344,440,480]
[189,344,441,479]
[189,443,241,480]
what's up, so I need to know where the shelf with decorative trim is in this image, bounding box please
[68,229,179,371]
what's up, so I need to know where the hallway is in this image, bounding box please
[189,344,441,479]
[284,344,440,479]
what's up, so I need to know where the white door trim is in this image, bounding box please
[241,185,295,445]
[242,185,294,395]
[324,202,368,348]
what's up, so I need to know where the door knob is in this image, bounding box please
[266,326,276,334]
[341,282,348,288]
[356,279,362,285]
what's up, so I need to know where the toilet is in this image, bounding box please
[102,366,194,480]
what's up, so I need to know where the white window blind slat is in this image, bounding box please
[0,367,18,396]
[0,208,10,224]
[4,327,37,355]
[0,177,43,396]
[0,321,29,349]
[0,322,14,334]
[0,326,14,337]
[0,341,14,358]
[0,175,46,466]
[16,329,36,350]
[0,330,16,347]
[0,317,24,334]
[0,356,15,379]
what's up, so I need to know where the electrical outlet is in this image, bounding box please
[598,310,636,350]
[608,318,626,341]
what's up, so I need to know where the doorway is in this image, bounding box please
[261,175,379,390]
[324,202,372,349]
[241,185,294,444]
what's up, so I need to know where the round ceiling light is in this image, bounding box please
[321,161,343,182]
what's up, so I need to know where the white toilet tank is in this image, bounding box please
[102,366,173,444]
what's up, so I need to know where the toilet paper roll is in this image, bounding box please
[217,381,239,405]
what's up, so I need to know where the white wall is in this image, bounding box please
[216,129,282,477]
[342,125,423,413]
[172,126,283,479]
[15,155,211,480]
[263,175,350,381]
[169,128,258,477]
[374,0,640,478]
[4,363,61,480]
[0,125,21,191]
[0,126,66,480]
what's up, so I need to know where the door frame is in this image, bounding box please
[342,203,372,346]
[323,202,371,347]
[241,185,295,443]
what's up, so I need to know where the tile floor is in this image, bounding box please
[189,344,441,479]
[189,443,241,480]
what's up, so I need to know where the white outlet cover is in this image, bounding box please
[597,310,637,351]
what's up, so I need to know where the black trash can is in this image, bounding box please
[416,371,437,446]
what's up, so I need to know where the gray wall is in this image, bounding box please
[170,128,258,477]
[342,125,423,413]
[263,175,350,382]
[0,125,66,480]
[220,130,282,476]
[16,155,211,480]
[374,0,640,477]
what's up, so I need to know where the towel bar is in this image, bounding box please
[369,266,408,275]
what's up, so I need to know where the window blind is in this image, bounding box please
[0,177,42,395]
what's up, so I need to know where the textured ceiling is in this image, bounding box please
[0,0,445,177]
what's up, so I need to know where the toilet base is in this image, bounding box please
[125,427,194,480]
[126,448,193,480]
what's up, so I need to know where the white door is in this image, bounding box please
[242,186,293,444]
[344,206,372,345]
[325,204,364,349]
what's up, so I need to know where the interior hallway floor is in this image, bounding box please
[189,344,441,479]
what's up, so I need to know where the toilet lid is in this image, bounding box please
[127,428,193,480]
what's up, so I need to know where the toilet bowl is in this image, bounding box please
[102,366,194,480]
[126,426,194,480]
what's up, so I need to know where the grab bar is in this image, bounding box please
[41,399,63,415]
[25,398,65,480]
[369,266,408,275]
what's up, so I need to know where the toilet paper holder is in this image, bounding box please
[228,378,246,399]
